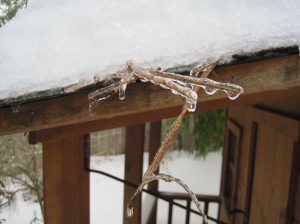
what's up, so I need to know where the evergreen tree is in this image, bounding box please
[163,110,225,157]
[0,134,43,221]
[0,0,27,28]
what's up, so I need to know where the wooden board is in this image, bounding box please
[221,105,300,223]
[250,123,294,223]
[123,124,145,224]
[42,134,89,224]
[1,55,300,136]
[295,171,300,223]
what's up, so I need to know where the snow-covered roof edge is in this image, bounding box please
[0,46,298,108]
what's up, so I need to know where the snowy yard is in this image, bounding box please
[1,150,222,224]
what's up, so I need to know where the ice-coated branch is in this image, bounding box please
[126,173,208,223]
[65,60,244,223]
[125,61,220,224]
[66,60,244,116]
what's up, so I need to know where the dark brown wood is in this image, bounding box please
[158,192,221,203]
[27,88,300,143]
[245,121,257,219]
[249,115,295,223]
[123,124,145,224]
[158,191,221,223]
[223,106,300,224]
[1,55,300,136]
[295,170,300,223]
[168,200,173,224]
[42,133,89,224]
[148,121,161,190]
[286,142,300,223]
[219,119,242,223]
[144,121,162,224]
[203,202,209,224]
[248,107,300,140]
[186,200,191,224]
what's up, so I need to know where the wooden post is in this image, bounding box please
[146,121,162,224]
[148,121,162,190]
[41,133,90,224]
[123,124,145,224]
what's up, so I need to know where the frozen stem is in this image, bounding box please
[126,173,208,223]
[67,60,243,222]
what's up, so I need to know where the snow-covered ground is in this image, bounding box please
[1,151,222,224]
[0,183,42,224]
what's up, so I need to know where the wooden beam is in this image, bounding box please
[144,121,162,224]
[42,133,90,224]
[123,124,145,224]
[29,85,300,143]
[1,55,300,136]
[148,121,161,190]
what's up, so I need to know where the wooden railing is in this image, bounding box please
[151,191,221,224]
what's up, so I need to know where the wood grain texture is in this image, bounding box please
[221,105,300,224]
[1,55,300,136]
[43,134,89,224]
[123,124,145,224]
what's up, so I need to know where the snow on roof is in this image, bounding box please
[0,0,300,102]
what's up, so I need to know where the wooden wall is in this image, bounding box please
[220,91,300,224]
[257,94,300,223]
[219,105,255,223]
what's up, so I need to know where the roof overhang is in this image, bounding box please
[1,50,299,137]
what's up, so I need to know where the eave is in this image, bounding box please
[0,51,299,137]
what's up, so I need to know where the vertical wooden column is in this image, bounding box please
[42,133,90,224]
[146,121,162,224]
[148,121,162,190]
[123,124,145,224]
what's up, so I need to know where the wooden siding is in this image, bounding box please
[250,122,295,223]
[293,144,300,223]
[256,95,300,224]
[220,106,254,223]
[294,163,300,223]
[221,91,300,224]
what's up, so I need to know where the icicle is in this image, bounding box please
[204,86,218,95]
[119,83,127,100]
[140,77,148,82]
[224,89,242,100]
[185,98,197,112]
[12,104,21,113]
[87,87,119,117]
[126,206,134,217]
[185,90,198,112]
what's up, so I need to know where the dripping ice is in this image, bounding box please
[87,61,244,117]
[118,83,127,100]
[126,206,133,218]
[85,61,243,224]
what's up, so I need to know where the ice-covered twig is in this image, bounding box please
[65,60,244,222]
[70,60,244,116]
[126,173,208,223]
[126,61,219,224]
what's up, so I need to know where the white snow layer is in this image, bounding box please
[0,0,300,99]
